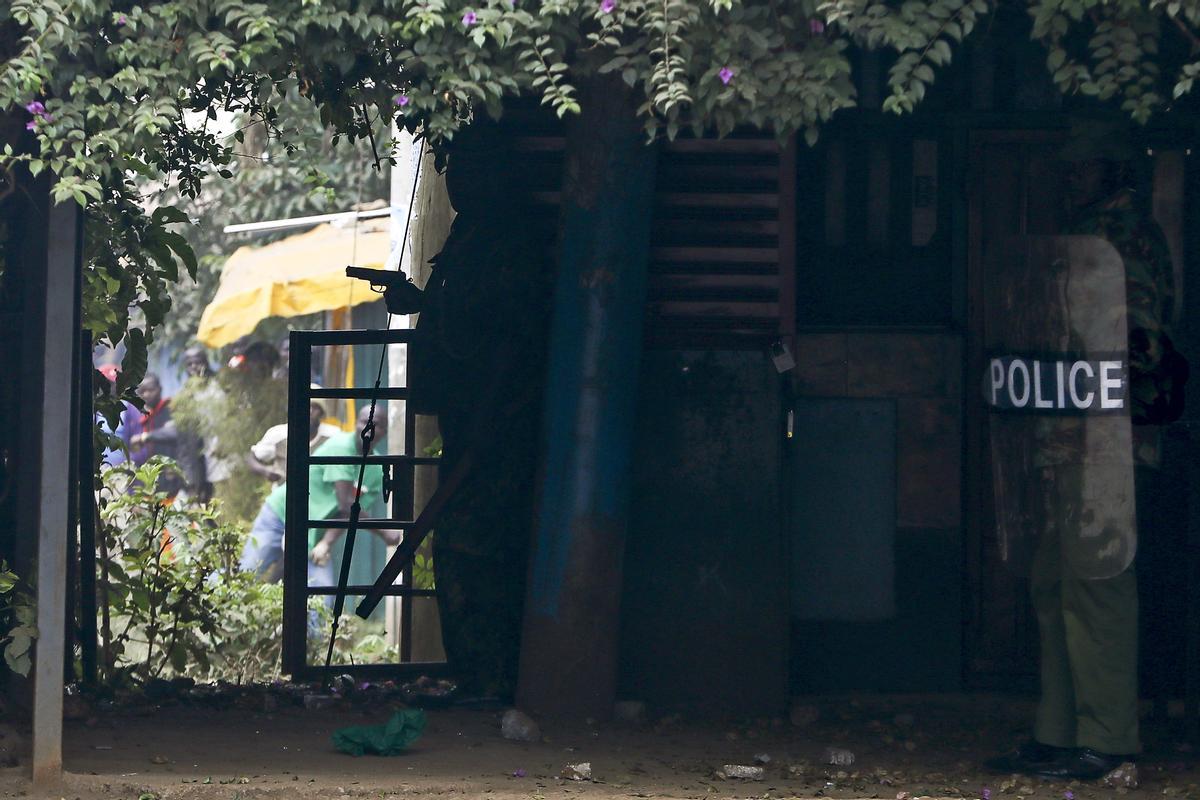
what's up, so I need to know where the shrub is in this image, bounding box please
[96,457,394,686]
[0,561,35,677]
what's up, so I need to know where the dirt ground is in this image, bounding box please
[2,694,1199,800]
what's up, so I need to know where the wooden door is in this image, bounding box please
[965,131,1068,686]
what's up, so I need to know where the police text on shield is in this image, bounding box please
[985,356,1126,413]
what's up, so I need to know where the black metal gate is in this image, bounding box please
[281,328,444,680]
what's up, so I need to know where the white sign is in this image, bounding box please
[984,356,1126,414]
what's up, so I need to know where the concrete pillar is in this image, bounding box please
[386,129,452,661]
[29,193,81,788]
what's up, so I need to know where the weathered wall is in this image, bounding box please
[619,333,963,705]
[789,330,964,692]
[620,350,788,716]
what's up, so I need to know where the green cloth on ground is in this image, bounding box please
[332,709,427,756]
[263,430,386,547]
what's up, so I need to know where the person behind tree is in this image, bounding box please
[988,123,1183,780]
[408,118,554,700]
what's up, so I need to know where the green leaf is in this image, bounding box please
[169,641,187,673]
[14,606,36,627]
[7,628,35,655]
[5,649,31,677]
[159,231,198,280]
[118,328,149,396]
[598,56,628,74]
[151,206,190,226]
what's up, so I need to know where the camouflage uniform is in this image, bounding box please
[1031,191,1175,468]
[1070,191,1176,464]
[411,194,552,699]
[1029,188,1174,757]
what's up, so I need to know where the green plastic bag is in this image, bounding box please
[332,709,427,756]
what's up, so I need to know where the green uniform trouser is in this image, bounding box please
[1030,468,1141,755]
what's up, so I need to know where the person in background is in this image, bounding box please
[97,363,120,386]
[97,364,129,468]
[240,405,396,590]
[128,372,183,496]
[182,346,213,380]
[96,364,136,470]
[173,346,216,501]
[113,392,144,468]
[245,389,340,484]
[274,336,291,382]
[230,339,279,378]
[174,337,288,523]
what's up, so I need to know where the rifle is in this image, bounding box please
[345,266,424,315]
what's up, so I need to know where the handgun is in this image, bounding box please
[345,266,424,315]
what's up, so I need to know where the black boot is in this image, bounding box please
[1032,748,1131,781]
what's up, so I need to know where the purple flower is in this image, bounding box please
[981,789,992,800]
[600,0,616,13]
[462,10,477,25]
[24,101,45,115]
[1064,793,1074,800]
[394,94,410,107]
[512,769,527,778]
[719,67,735,85]
[117,14,127,25]
[25,121,36,131]
[810,18,825,34]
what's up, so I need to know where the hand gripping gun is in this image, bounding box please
[345,267,424,315]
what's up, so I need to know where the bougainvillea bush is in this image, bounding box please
[3,0,1199,415]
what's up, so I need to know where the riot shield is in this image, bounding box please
[983,236,1136,579]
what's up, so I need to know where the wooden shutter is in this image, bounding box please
[507,110,796,350]
[646,136,796,349]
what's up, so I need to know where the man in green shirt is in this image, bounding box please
[240,406,395,593]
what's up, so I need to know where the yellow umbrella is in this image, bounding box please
[196,220,391,348]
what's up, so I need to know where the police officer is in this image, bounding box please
[409,120,553,699]
[988,124,1177,780]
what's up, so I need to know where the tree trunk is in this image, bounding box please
[516,75,657,719]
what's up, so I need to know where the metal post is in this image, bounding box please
[31,196,82,788]
[78,331,98,687]
[282,333,314,675]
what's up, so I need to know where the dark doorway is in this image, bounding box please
[964,130,1068,688]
